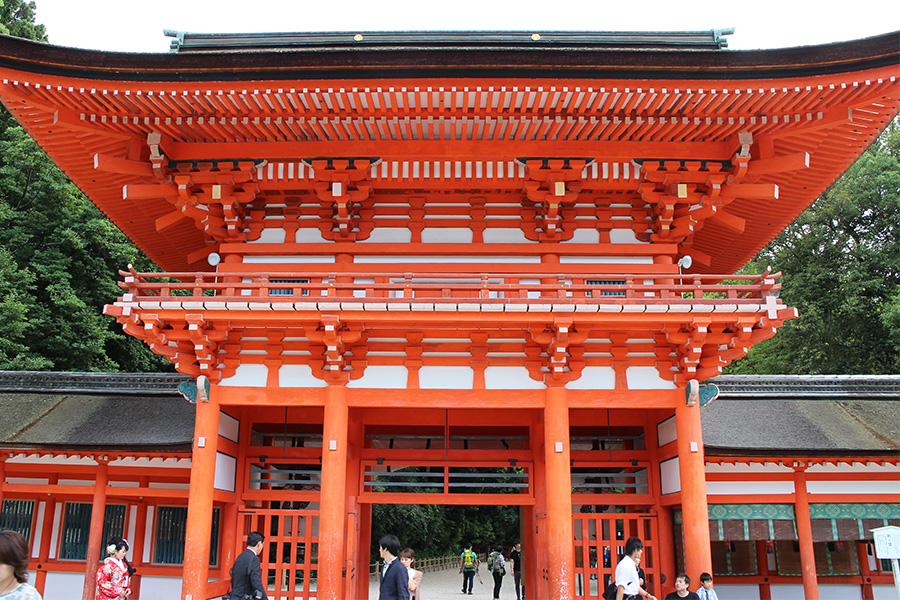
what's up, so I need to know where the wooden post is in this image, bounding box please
[646,410,676,596]
[130,493,149,600]
[793,468,820,600]
[675,400,712,583]
[82,459,109,600]
[34,475,58,595]
[858,541,875,600]
[544,385,575,600]
[318,384,349,600]
[181,384,221,600]
[0,451,5,507]
[756,539,772,600]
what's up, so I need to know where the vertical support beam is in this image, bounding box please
[318,384,349,600]
[857,541,874,600]
[675,400,712,583]
[0,451,6,507]
[793,468,820,600]
[347,409,366,600]
[531,407,548,600]
[181,383,221,600]
[34,475,58,595]
[130,496,149,600]
[756,540,772,600]
[646,410,676,595]
[544,386,575,600]
[82,459,109,600]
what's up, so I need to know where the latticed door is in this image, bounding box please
[573,512,659,599]
[239,507,320,599]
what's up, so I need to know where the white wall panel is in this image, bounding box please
[214,452,236,493]
[484,366,546,390]
[139,576,185,600]
[807,480,900,495]
[358,227,412,243]
[418,366,474,389]
[626,366,676,389]
[706,481,795,495]
[278,364,327,388]
[421,227,473,243]
[713,584,763,600]
[660,457,680,495]
[347,365,409,389]
[566,366,615,390]
[657,416,677,447]
[219,364,268,387]
[44,572,85,597]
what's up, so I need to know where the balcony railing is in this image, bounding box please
[113,266,781,312]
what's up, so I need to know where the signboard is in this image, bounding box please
[873,526,900,559]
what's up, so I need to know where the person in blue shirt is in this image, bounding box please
[695,573,719,600]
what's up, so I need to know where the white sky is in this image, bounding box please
[32,0,900,53]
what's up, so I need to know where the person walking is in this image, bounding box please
[458,543,479,595]
[378,534,410,600]
[508,540,523,600]
[614,537,657,600]
[487,545,506,599]
[229,531,268,600]
[95,537,131,600]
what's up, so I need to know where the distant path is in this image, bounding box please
[370,566,522,600]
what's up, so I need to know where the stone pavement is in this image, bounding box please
[369,566,525,600]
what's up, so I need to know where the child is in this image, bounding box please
[664,573,700,600]
[696,572,719,600]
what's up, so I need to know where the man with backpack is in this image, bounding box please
[487,545,506,599]
[458,543,479,595]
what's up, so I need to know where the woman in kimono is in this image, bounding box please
[95,538,131,600]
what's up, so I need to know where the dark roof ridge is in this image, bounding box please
[0,370,190,396]
[709,374,900,399]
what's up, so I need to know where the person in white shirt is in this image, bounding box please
[615,537,658,600]
[695,572,719,600]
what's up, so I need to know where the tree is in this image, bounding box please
[0,2,171,372]
[726,121,900,374]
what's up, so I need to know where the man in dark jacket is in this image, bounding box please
[378,534,410,600]
[230,531,269,600]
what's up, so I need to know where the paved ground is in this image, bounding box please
[369,566,524,600]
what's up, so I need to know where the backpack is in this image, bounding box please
[463,549,476,569]
[489,551,504,574]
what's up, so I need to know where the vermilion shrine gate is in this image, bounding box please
[0,29,897,600]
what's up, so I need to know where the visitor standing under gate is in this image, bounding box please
[487,545,506,599]
[399,548,423,599]
[459,543,479,595]
[508,540,523,600]
[614,537,657,600]
[379,534,410,600]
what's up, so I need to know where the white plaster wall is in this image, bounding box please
[219,364,268,387]
[712,584,762,600]
[144,506,154,560]
[484,366,546,390]
[219,411,240,442]
[418,366,474,389]
[566,366,615,390]
[421,227,473,243]
[660,457,680,495]
[769,584,862,600]
[354,255,541,264]
[294,227,328,243]
[561,229,601,243]
[808,462,900,474]
[560,255,653,264]
[807,480,900,495]
[609,229,645,244]
[279,364,328,388]
[626,366,676,390]
[358,227,412,243]
[31,503,44,559]
[482,228,530,243]
[44,572,85,597]
[139,576,185,600]
[706,481,795,495]
[657,416,677,447]
[347,365,409,389]
[214,452,236,493]
[242,255,335,263]
[49,503,62,559]
[252,227,286,243]
[874,584,899,600]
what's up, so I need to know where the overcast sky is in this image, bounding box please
[32,0,899,53]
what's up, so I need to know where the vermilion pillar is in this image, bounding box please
[82,459,109,600]
[793,469,820,599]
[181,384,221,600]
[34,475,58,594]
[675,400,712,583]
[544,385,575,600]
[131,494,149,600]
[0,452,6,506]
[318,384,349,600]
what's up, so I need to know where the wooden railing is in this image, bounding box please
[371,555,459,580]
[115,266,781,310]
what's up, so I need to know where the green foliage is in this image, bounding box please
[726,121,900,374]
[0,0,46,41]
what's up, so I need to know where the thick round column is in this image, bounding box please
[675,401,712,582]
[318,384,350,600]
[543,386,575,600]
[181,384,221,600]
[793,469,820,599]
[82,459,109,600]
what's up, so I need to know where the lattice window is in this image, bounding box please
[0,500,35,541]
[269,278,310,296]
[585,279,626,297]
[154,506,220,566]
[59,503,126,561]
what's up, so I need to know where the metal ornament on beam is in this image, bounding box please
[179,375,211,404]
[685,379,720,406]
